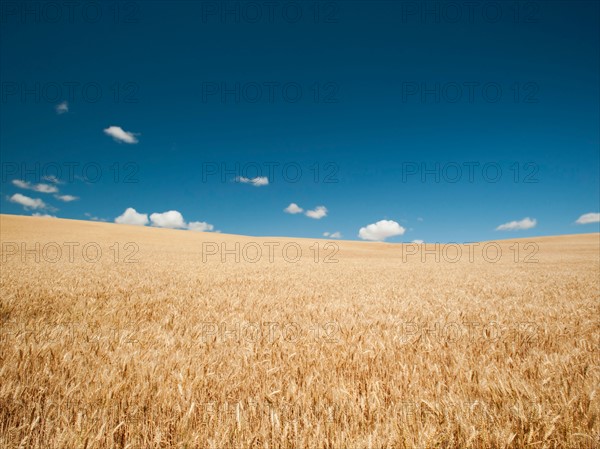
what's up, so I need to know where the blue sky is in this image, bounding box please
[1,0,598,242]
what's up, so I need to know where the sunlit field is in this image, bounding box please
[1,214,598,449]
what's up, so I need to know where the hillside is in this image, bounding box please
[1,214,599,449]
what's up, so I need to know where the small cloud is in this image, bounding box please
[12,179,31,189]
[115,208,215,231]
[284,203,304,214]
[575,212,600,225]
[412,239,424,244]
[187,221,215,232]
[8,193,48,210]
[358,220,406,241]
[103,126,140,144]
[84,212,106,222]
[32,213,57,218]
[495,217,537,231]
[42,175,63,184]
[12,179,59,193]
[55,101,69,114]
[305,206,328,220]
[417,217,423,222]
[115,207,149,226]
[150,210,186,229]
[74,174,97,184]
[34,183,58,193]
[54,194,79,202]
[12,180,30,189]
[328,231,342,239]
[236,176,269,187]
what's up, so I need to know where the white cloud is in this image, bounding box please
[412,239,424,244]
[42,175,62,184]
[417,217,424,222]
[305,206,328,220]
[9,193,48,210]
[84,213,106,222]
[12,180,30,189]
[103,126,140,144]
[115,207,149,226]
[495,217,537,231]
[115,208,215,231]
[329,231,342,239]
[150,211,215,232]
[150,210,187,229]
[12,179,59,193]
[358,220,406,241]
[284,203,304,214]
[187,221,215,232]
[54,194,79,202]
[34,184,58,193]
[32,213,57,218]
[55,101,69,114]
[236,176,269,187]
[575,213,600,225]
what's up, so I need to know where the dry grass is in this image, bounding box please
[0,214,598,449]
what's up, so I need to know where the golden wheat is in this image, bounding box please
[0,214,598,449]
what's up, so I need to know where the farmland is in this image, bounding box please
[0,214,598,448]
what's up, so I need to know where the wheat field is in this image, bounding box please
[0,214,598,449]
